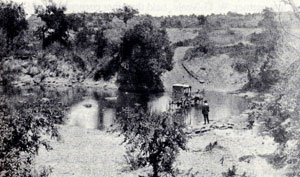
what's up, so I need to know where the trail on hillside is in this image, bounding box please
[162,47,206,92]
[162,47,247,92]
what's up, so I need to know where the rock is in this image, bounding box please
[41,98,50,102]
[239,155,255,163]
[45,54,57,62]
[28,66,40,76]
[19,75,34,85]
[83,104,92,108]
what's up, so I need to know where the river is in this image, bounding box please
[9,86,249,130]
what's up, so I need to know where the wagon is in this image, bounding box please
[169,84,204,109]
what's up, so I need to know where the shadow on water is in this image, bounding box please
[6,86,250,130]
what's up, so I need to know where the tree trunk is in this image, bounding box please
[152,163,159,177]
[246,67,253,84]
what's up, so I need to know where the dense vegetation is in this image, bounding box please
[116,107,187,177]
[182,7,280,92]
[2,0,300,176]
[0,93,65,176]
[96,18,173,92]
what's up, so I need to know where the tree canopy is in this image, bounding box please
[113,5,139,24]
[0,0,28,48]
[97,18,174,92]
[35,1,81,49]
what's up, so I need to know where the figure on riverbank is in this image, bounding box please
[202,100,210,124]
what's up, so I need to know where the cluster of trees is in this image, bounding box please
[158,13,260,29]
[234,7,281,91]
[0,0,174,93]
[160,14,207,28]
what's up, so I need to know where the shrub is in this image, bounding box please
[222,165,237,177]
[116,107,187,177]
[0,95,63,176]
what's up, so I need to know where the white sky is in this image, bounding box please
[12,0,300,16]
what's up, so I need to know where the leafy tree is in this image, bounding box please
[197,15,207,25]
[116,107,187,177]
[0,0,28,49]
[114,5,139,24]
[35,1,80,49]
[0,95,63,176]
[96,18,173,92]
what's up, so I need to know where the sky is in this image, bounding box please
[11,0,300,16]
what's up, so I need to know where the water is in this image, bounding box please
[7,86,249,130]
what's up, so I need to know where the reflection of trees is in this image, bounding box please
[116,92,150,111]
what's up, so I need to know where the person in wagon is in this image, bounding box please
[202,100,210,124]
[194,89,202,104]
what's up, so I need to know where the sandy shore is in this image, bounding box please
[34,116,285,177]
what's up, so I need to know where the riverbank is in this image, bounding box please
[10,77,118,92]
[34,110,284,177]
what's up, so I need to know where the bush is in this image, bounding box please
[0,95,63,176]
[222,165,237,177]
[116,107,187,177]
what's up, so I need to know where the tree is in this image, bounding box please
[0,0,28,49]
[0,95,63,176]
[116,107,187,177]
[114,5,139,24]
[197,15,207,25]
[231,8,281,91]
[96,18,174,93]
[35,1,80,49]
[121,19,173,92]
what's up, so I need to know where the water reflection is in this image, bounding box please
[66,99,100,129]
[7,86,249,130]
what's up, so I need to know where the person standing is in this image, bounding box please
[202,100,210,124]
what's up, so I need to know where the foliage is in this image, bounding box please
[94,18,126,59]
[182,29,215,61]
[114,5,139,24]
[160,15,208,28]
[197,15,207,25]
[0,95,63,176]
[116,107,187,177]
[191,29,215,56]
[35,1,81,49]
[0,56,26,87]
[119,19,173,92]
[231,8,281,91]
[222,165,237,177]
[75,27,94,48]
[96,18,173,92]
[0,0,28,49]
[246,89,300,175]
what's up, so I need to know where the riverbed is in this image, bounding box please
[4,86,284,176]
